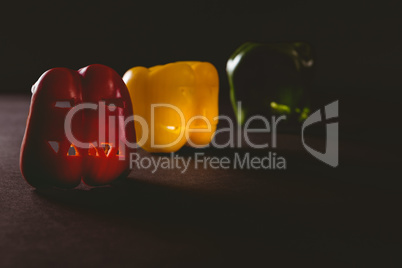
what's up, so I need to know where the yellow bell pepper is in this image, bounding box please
[123,61,219,153]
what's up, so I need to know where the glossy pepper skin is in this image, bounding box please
[226,42,314,125]
[20,64,136,188]
[123,61,219,153]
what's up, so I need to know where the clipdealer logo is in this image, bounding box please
[302,100,339,167]
[62,101,339,173]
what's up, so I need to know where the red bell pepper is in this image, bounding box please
[20,64,136,188]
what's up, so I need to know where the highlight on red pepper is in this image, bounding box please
[123,61,219,153]
[226,42,314,125]
[20,64,136,188]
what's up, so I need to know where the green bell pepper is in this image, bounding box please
[226,42,314,125]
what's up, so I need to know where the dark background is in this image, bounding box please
[1,0,401,97]
[1,0,402,267]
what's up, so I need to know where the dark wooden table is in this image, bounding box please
[1,94,401,267]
